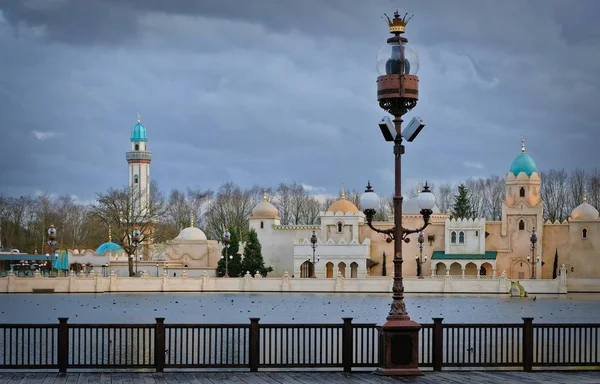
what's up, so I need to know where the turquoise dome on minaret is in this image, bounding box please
[509,136,538,176]
[131,111,147,142]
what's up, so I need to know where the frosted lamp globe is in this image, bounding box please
[376,41,420,76]
[360,190,379,211]
[417,190,436,210]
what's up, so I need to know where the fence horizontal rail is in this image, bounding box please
[0,317,598,372]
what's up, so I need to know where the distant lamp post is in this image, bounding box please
[416,231,427,279]
[104,263,109,277]
[156,263,159,277]
[309,231,319,278]
[132,229,141,275]
[529,228,538,279]
[221,230,232,277]
[165,263,169,276]
[47,225,57,274]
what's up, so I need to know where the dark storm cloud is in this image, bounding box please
[0,0,599,201]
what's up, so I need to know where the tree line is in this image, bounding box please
[1,167,598,255]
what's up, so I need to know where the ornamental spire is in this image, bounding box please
[521,135,526,153]
[583,190,588,204]
[263,188,268,202]
[137,111,141,123]
[341,184,346,200]
[108,225,112,242]
[190,211,194,227]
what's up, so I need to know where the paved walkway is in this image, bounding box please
[1,371,599,383]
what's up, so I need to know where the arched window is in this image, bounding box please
[583,228,588,239]
[134,144,139,151]
[520,187,525,197]
[260,221,264,229]
[519,220,525,231]
[337,222,343,233]
[450,231,457,244]
[133,174,139,184]
[459,231,465,244]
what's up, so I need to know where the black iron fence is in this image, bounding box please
[0,317,598,372]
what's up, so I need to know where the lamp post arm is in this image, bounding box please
[365,219,396,238]
[401,221,431,238]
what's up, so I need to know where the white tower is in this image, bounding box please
[126,112,152,218]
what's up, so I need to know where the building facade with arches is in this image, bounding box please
[250,138,600,280]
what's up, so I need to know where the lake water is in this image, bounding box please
[1,292,598,324]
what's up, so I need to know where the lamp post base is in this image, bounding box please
[374,318,422,376]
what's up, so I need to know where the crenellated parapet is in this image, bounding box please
[273,224,321,231]
[446,217,486,229]
[296,237,370,246]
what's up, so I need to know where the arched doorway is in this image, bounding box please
[326,262,334,278]
[480,262,493,276]
[464,262,477,276]
[300,261,312,278]
[512,259,531,280]
[338,262,346,278]
[435,263,447,276]
[449,262,462,276]
[350,262,358,278]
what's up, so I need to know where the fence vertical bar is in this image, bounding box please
[249,318,260,372]
[155,318,165,373]
[342,318,353,373]
[432,318,444,371]
[522,317,534,372]
[57,318,69,373]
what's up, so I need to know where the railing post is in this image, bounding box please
[155,318,165,373]
[522,317,534,372]
[249,318,260,372]
[57,318,69,373]
[432,318,444,372]
[342,318,353,373]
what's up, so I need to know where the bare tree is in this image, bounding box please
[568,168,586,211]
[465,179,486,218]
[541,169,569,222]
[482,175,504,221]
[89,181,167,276]
[588,168,600,209]
[166,188,213,231]
[435,183,454,214]
[204,182,259,242]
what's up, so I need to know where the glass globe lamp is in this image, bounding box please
[360,182,380,213]
[417,184,436,211]
[376,41,420,76]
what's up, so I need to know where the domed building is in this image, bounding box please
[250,137,599,280]
[160,216,221,276]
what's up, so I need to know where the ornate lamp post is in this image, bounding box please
[415,231,427,279]
[47,225,57,274]
[221,230,232,277]
[309,231,319,278]
[528,228,538,279]
[132,229,141,275]
[358,10,435,376]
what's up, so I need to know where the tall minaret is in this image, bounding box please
[126,111,152,218]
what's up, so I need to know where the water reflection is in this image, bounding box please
[2,293,599,324]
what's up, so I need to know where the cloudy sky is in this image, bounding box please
[1,0,599,201]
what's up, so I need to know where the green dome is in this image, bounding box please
[509,153,538,176]
[131,122,147,142]
[130,112,147,142]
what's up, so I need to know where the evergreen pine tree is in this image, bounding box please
[216,226,243,277]
[240,228,273,277]
[381,251,387,277]
[552,249,559,279]
[451,183,473,219]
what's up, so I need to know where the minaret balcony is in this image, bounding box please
[126,151,152,161]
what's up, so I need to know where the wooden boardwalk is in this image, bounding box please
[1,371,599,384]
